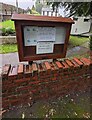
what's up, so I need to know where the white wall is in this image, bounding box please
[71,17,91,35]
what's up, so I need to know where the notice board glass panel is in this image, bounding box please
[23,26,66,55]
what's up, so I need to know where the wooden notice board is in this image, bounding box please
[12,14,74,62]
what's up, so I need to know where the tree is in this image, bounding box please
[48,2,92,51]
[35,0,43,14]
[30,5,40,16]
[47,2,91,17]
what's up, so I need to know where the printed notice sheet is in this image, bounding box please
[24,26,66,47]
[24,26,38,46]
[37,27,56,42]
[24,26,56,46]
[36,42,54,54]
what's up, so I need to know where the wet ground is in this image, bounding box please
[2,88,91,119]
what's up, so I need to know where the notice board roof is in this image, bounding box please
[11,14,74,24]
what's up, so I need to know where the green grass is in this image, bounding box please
[0,36,90,54]
[0,44,18,54]
[68,53,90,59]
[69,36,89,48]
[0,20,15,29]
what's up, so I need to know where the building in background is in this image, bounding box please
[35,0,60,17]
[71,17,91,35]
[0,2,25,21]
[41,6,60,17]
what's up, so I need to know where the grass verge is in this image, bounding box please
[0,44,18,54]
[0,36,90,54]
[69,36,89,48]
[0,20,15,29]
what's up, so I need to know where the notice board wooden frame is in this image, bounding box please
[12,14,74,62]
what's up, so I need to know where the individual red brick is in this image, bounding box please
[9,99,22,106]
[32,63,38,72]
[18,64,23,73]
[7,95,18,100]
[14,78,30,83]
[41,62,47,71]
[31,89,37,93]
[61,61,69,69]
[38,63,46,77]
[2,97,8,101]
[18,64,23,78]
[25,64,31,73]
[2,64,11,74]
[50,62,58,70]
[65,59,74,67]
[73,58,83,66]
[52,77,57,81]
[31,76,38,81]
[80,58,90,66]
[2,64,11,79]
[29,80,40,85]
[8,65,18,80]
[55,61,63,69]
[38,63,44,72]
[40,78,50,82]
[24,64,32,77]
[44,61,51,70]
[18,93,32,100]
[71,59,80,67]
[16,86,31,92]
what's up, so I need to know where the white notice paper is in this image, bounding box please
[24,26,38,46]
[37,27,56,42]
[36,42,54,54]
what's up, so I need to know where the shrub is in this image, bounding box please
[0,27,15,36]
[0,28,7,36]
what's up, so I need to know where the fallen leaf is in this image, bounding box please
[74,112,77,116]
[45,114,48,118]
[49,109,56,116]
[28,103,31,107]
[66,115,69,118]
[22,112,25,119]
[0,110,6,116]
[83,112,90,118]
[71,99,74,102]
[66,95,68,97]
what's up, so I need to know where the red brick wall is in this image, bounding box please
[1,57,91,109]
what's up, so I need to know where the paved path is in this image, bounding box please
[0,42,89,67]
[0,52,28,67]
[0,45,89,68]
[66,46,89,57]
[80,41,89,48]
